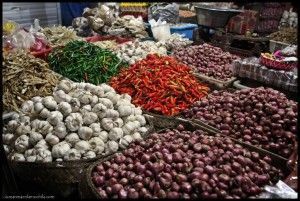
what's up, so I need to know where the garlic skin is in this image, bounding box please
[74,140,91,154]
[31,96,43,102]
[42,96,58,110]
[98,98,113,109]
[83,151,96,159]
[104,109,119,119]
[36,149,52,162]
[6,120,20,132]
[92,103,107,119]
[135,115,146,126]
[53,122,68,139]
[33,121,53,136]
[2,133,15,145]
[34,139,49,151]
[89,123,102,136]
[57,79,73,93]
[69,98,81,112]
[90,86,104,97]
[119,135,134,149]
[82,112,98,125]
[52,141,71,158]
[65,133,80,147]
[108,127,124,141]
[98,131,108,142]
[11,153,26,162]
[47,111,64,126]
[19,115,31,125]
[25,149,37,162]
[113,118,124,128]
[21,100,34,114]
[45,133,60,146]
[118,105,133,117]
[14,135,30,153]
[65,113,83,131]
[53,90,72,103]
[58,102,72,117]
[39,108,51,119]
[34,102,45,114]
[101,118,114,131]
[64,148,81,161]
[132,132,143,141]
[78,126,93,140]
[14,125,29,138]
[28,131,44,146]
[89,137,105,154]
[105,141,119,155]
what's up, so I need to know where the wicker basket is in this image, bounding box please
[79,115,291,199]
[260,54,297,71]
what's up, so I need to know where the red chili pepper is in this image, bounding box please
[109,54,210,116]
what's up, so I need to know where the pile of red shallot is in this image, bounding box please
[182,87,297,158]
[91,125,283,199]
[173,43,239,81]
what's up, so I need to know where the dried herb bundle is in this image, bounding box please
[3,50,60,112]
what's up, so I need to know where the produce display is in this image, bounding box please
[269,27,297,44]
[48,41,124,85]
[182,87,297,158]
[3,50,60,112]
[110,54,209,116]
[116,40,167,64]
[108,15,148,38]
[279,9,298,29]
[158,33,193,51]
[91,125,283,199]
[41,25,82,47]
[3,79,149,162]
[93,40,119,51]
[173,43,239,81]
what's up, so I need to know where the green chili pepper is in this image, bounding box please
[48,41,127,85]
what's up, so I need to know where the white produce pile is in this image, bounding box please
[116,40,167,64]
[3,80,149,162]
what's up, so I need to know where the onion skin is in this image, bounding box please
[91,126,282,199]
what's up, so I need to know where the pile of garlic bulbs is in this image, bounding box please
[116,39,167,64]
[3,80,149,162]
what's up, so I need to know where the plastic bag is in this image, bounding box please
[11,29,36,49]
[148,3,179,24]
[259,180,298,199]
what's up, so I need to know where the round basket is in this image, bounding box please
[260,54,297,71]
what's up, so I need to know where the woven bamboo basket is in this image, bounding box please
[79,115,291,199]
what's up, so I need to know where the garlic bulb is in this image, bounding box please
[109,127,124,141]
[42,96,58,110]
[11,153,26,162]
[78,126,93,140]
[65,133,80,147]
[65,113,83,131]
[92,103,107,119]
[47,111,63,126]
[25,149,37,162]
[101,118,114,131]
[82,112,98,125]
[2,133,15,145]
[89,137,105,154]
[39,108,51,119]
[45,133,60,146]
[6,120,20,132]
[74,140,91,154]
[98,98,113,109]
[36,149,52,162]
[52,141,71,158]
[105,140,119,154]
[57,79,73,93]
[83,151,96,159]
[28,131,44,146]
[34,102,45,113]
[89,123,102,136]
[53,122,68,139]
[21,100,34,114]
[64,148,81,161]
[98,131,108,142]
[34,139,49,151]
[58,102,72,117]
[69,98,81,112]
[14,135,30,153]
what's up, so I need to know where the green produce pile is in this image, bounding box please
[48,41,124,85]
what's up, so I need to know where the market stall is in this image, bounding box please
[2,2,298,199]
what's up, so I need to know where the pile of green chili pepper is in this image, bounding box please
[48,40,124,85]
[110,54,210,116]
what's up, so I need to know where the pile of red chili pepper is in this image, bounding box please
[110,54,209,116]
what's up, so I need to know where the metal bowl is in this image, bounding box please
[195,6,243,28]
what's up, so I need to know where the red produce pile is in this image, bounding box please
[91,125,283,199]
[173,43,239,81]
[182,87,297,158]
